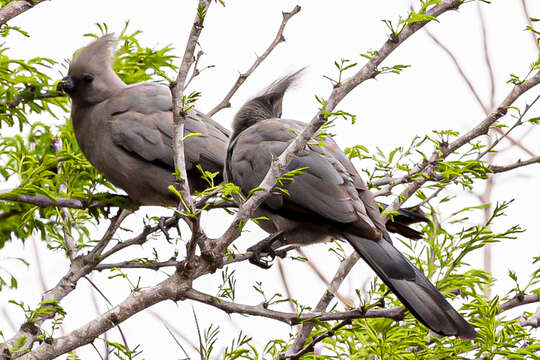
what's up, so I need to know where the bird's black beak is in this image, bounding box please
[57,76,74,93]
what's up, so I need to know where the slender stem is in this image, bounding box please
[206,5,301,117]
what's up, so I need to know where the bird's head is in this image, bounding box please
[57,34,125,106]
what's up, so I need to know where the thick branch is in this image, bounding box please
[499,293,539,312]
[206,5,301,117]
[0,0,47,27]
[17,275,187,360]
[519,307,540,328]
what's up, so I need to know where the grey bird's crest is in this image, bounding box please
[62,34,126,107]
[231,68,304,139]
[69,34,117,78]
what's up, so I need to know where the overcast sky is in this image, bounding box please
[1,1,539,358]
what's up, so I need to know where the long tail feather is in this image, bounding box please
[345,233,476,339]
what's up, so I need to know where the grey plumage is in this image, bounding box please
[225,70,476,339]
[58,34,229,205]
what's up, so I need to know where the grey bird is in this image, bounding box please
[56,34,430,239]
[225,71,477,339]
[56,34,229,206]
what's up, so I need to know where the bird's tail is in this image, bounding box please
[344,233,476,339]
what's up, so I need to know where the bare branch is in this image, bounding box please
[171,0,212,214]
[91,209,133,256]
[1,90,64,108]
[183,288,405,325]
[424,27,488,112]
[477,95,540,160]
[0,192,135,210]
[490,155,540,173]
[0,0,48,27]
[282,319,352,360]
[148,310,199,352]
[206,5,301,117]
[296,248,352,305]
[520,0,540,53]
[287,252,360,356]
[1,253,103,356]
[425,24,536,157]
[276,258,296,313]
[386,70,540,213]
[477,3,496,110]
[500,293,539,312]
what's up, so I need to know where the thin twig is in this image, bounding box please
[425,25,536,157]
[490,156,540,173]
[287,252,360,356]
[520,0,540,53]
[1,90,64,108]
[296,248,352,306]
[385,70,540,214]
[283,319,351,360]
[206,5,301,117]
[276,258,296,313]
[171,0,212,215]
[149,310,199,352]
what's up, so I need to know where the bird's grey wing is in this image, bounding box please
[229,119,378,236]
[109,84,229,176]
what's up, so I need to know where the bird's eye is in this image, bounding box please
[83,74,94,83]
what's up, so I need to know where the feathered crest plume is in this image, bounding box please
[232,68,305,134]
[69,34,117,75]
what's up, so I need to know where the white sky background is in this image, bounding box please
[1,0,540,358]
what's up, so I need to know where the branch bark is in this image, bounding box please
[0,0,48,27]
[171,0,212,214]
[386,70,540,213]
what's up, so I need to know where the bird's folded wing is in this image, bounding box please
[109,84,228,174]
[229,119,375,227]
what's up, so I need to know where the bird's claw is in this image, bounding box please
[159,216,180,244]
[247,244,276,269]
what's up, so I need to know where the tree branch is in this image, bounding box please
[206,5,301,117]
[386,70,540,213]
[499,293,539,312]
[17,275,187,360]
[171,0,212,215]
[287,252,360,356]
[0,192,135,210]
[0,0,48,27]
[1,90,64,108]
[183,288,405,325]
[519,307,540,328]
[520,0,540,53]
